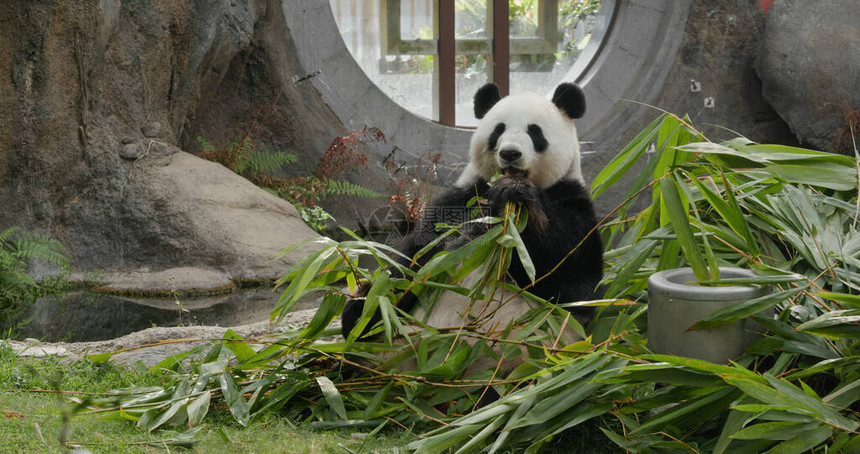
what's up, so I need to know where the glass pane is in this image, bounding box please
[330,0,435,121]
[455,0,488,39]
[453,1,488,126]
[401,1,433,40]
[455,54,490,127]
[510,0,609,96]
[509,0,540,37]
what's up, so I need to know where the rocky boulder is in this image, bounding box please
[0,0,344,286]
[757,0,860,154]
[116,140,319,281]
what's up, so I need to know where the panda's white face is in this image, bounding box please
[457,89,584,190]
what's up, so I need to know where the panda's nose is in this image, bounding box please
[499,148,521,162]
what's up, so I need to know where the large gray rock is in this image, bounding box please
[757,0,860,153]
[117,140,319,281]
[0,0,345,283]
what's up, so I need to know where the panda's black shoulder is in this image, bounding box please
[542,179,594,208]
[535,178,600,243]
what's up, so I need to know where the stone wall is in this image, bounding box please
[606,1,796,149]
[1,0,855,290]
[0,0,343,288]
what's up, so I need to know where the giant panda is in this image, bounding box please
[341,82,603,374]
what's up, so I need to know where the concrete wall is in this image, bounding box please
[282,1,794,217]
[283,1,690,196]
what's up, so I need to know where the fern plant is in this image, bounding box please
[322,178,384,198]
[0,227,70,337]
[196,136,297,176]
[244,150,297,175]
[196,131,386,230]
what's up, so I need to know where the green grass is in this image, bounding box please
[0,346,414,453]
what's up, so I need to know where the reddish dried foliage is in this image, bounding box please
[314,127,385,179]
[197,102,440,222]
[196,97,289,172]
[832,105,860,156]
[385,151,441,224]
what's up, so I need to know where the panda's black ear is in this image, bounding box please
[474,83,502,119]
[551,83,586,119]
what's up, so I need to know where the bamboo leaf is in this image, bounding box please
[796,309,860,339]
[489,395,536,453]
[507,215,535,282]
[690,172,759,256]
[689,287,803,331]
[762,375,856,431]
[652,116,683,178]
[632,388,737,434]
[694,274,805,285]
[639,355,756,378]
[678,172,720,280]
[510,383,602,429]
[723,374,859,431]
[274,246,339,321]
[824,378,860,410]
[408,424,481,454]
[420,341,471,377]
[591,114,664,198]
[346,271,393,344]
[534,401,614,443]
[316,376,347,421]
[764,163,858,191]
[603,237,659,298]
[725,141,857,164]
[660,173,710,281]
[146,397,189,432]
[223,329,256,363]
[451,403,515,428]
[454,413,508,454]
[762,425,833,454]
[817,291,860,309]
[363,382,393,420]
[298,293,345,339]
[346,271,357,294]
[250,376,308,419]
[186,391,211,428]
[783,357,858,380]
[713,406,755,454]
[730,421,821,440]
[609,363,724,387]
[219,372,250,427]
[377,295,395,344]
[87,351,113,364]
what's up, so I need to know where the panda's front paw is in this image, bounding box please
[487,176,547,230]
[487,175,539,208]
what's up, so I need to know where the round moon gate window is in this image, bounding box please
[330,0,617,127]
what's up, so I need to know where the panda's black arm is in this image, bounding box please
[515,179,604,316]
[341,180,490,339]
[400,180,489,260]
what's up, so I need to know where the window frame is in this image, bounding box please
[382,0,571,126]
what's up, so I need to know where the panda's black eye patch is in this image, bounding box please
[488,123,506,151]
[527,124,549,153]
